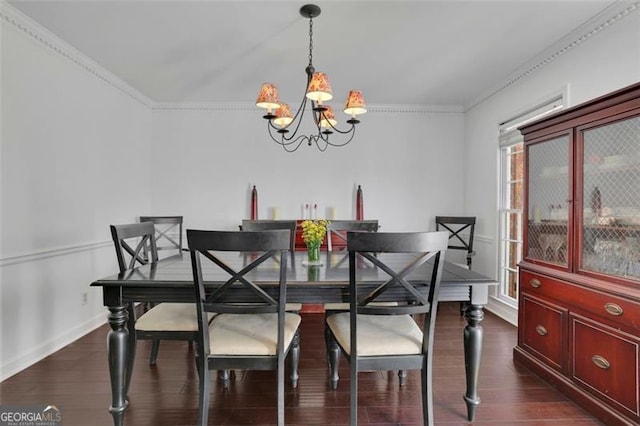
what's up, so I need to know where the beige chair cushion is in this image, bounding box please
[324,301,398,311]
[208,313,301,356]
[135,303,212,331]
[285,303,303,311]
[326,312,423,356]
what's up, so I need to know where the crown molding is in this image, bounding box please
[152,101,464,115]
[0,1,154,108]
[464,1,640,112]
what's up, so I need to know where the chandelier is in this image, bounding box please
[255,4,367,152]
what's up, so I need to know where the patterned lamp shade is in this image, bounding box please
[256,83,281,112]
[344,90,367,116]
[273,103,293,128]
[318,106,337,129]
[306,72,333,102]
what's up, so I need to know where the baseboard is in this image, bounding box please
[0,312,107,382]
[486,296,518,326]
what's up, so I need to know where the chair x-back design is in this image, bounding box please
[435,216,476,269]
[326,219,379,252]
[325,230,449,426]
[140,215,184,255]
[109,222,201,393]
[187,229,301,426]
[241,219,297,253]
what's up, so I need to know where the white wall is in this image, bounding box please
[0,8,153,380]
[464,9,640,324]
[151,107,466,232]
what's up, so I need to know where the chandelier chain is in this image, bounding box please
[308,17,314,67]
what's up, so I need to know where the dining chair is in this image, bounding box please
[325,230,449,426]
[187,229,301,426]
[323,220,382,342]
[435,216,476,315]
[240,219,300,305]
[326,219,379,252]
[139,215,184,257]
[110,222,202,388]
[241,219,297,253]
[435,216,476,269]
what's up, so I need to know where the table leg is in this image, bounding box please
[107,305,129,426]
[463,303,484,421]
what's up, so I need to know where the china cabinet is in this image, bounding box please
[515,82,640,425]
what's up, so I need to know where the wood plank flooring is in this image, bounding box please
[0,302,603,425]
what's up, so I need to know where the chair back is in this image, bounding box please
[187,229,292,352]
[110,222,158,273]
[435,216,476,269]
[346,230,449,317]
[140,215,183,254]
[241,219,297,252]
[327,219,379,251]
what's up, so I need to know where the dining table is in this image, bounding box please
[91,250,497,426]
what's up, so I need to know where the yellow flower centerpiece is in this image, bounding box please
[300,219,329,265]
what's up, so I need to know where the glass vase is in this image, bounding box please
[306,243,320,264]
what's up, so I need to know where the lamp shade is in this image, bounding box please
[306,72,333,102]
[344,90,367,116]
[256,83,281,111]
[318,106,337,129]
[273,103,293,128]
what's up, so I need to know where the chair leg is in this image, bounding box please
[219,370,230,388]
[398,369,407,386]
[326,328,340,390]
[278,346,286,426]
[149,339,160,365]
[290,330,300,388]
[460,301,468,316]
[350,359,358,426]
[193,346,200,378]
[422,357,435,426]
[198,365,211,426]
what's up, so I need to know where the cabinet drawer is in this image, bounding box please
[520,294,566,371]
[571,314,640,417]
[521,270,640,333]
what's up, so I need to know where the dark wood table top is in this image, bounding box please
[91,251,496,304]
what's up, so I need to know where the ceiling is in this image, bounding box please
[6,0,626,108]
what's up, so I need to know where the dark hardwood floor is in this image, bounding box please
[0,302,602,425]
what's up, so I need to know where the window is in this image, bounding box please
[497,97,564,305]
[498,143,523,303]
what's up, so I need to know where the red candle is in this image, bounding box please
[251,185,258,220]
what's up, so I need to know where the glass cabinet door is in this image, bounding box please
[580,115,640,281]
[526,135,570,266]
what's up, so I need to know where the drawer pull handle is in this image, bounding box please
[530,279,542,288]
[535,325,547,336]
[604,303,623,316]
[592,355,610,370]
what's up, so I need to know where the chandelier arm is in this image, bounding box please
[322,126,356,147]
[319,109,357,135]
[267,123,306,152]
[280,92,312,142]
[309,134,330,152]
[284,134,312,152]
